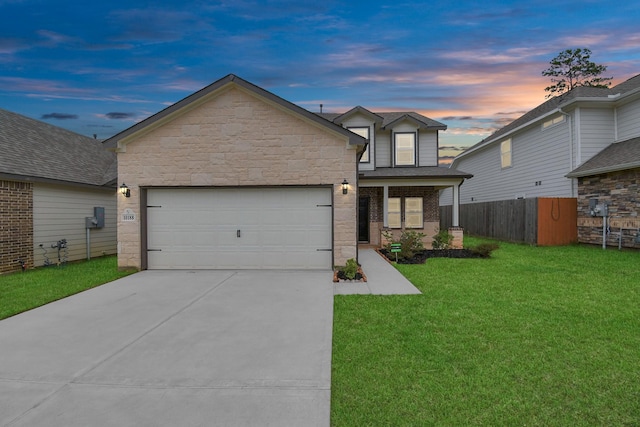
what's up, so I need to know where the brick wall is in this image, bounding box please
[359,186,439,222]
[360,186,441,247]
[0,180,33,273]
[576,168,640,248]
[389,186,439,221]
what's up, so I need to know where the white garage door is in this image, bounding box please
[146,187,332,269]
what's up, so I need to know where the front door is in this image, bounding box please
[358,196,370,243]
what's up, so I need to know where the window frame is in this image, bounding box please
[500,138,512,169]
[394,132,417,166]
[387,197,402,229]
[404,197,423,229]
[348,126,371,163]
[542,114,566,129]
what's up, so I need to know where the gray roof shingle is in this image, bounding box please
[317,109,447,130]
[0,108,117,187]
[566,136,640,177]
[461,73,640,154]
[103,74,367,150]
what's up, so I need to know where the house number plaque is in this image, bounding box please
[122,208,136,222]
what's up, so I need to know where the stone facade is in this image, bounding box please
[576,168,640,248]
[117,86,358,269]
[0,180,33,273]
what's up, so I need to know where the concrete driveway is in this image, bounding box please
[0,270,334,427]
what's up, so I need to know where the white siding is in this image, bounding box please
[342,115,376,171]
[33,184,117,267]
[617,100,640,141]
[418,130,438,166]
[375,131,391,167]
[577,107,615,165]
[452,120,574,204]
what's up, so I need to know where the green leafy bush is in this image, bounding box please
[343,258,359,280]
[432,229,454,250]
[399,230,426,259]
[469,242,500,258]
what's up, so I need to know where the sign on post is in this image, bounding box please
[390,243,401,262]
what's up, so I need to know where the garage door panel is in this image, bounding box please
[147,188,332,269]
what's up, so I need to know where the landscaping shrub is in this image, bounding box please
[432,229,454,249]
[468,242,500,258]
[342,258,359,280]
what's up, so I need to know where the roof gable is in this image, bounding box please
[380,112,447,130]
[332,106,383,125]
[454,73,640,164]
[103,74,365,151]
[317,110,446,131]
[0,108,117,187]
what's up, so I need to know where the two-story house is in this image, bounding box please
[105,74,473,271]
[319,107,472,248]
[442,73,640,247]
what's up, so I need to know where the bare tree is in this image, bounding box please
[542,48,612,98]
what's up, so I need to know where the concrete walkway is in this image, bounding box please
[1,252,420,426]
[0,270,334,427]
[333,248,422,295]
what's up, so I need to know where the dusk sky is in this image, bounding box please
[2,0,640,164]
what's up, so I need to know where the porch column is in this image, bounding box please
[382,184,389,228]
[452,183,460,227]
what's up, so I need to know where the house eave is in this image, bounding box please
[454,95,617,164]
[105,74,365,151]
[382,114,447,131]
[0,172,117,190]
[566,162,640,178]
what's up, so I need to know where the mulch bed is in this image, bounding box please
[333,266,367,282]
[379,248,487,264]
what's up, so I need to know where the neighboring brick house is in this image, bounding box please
[567,136,640,248]
[103,74,471,271]
[0,109,117,274]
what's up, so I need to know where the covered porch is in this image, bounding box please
[357,167,472,248]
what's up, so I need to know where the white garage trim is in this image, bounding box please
[144,187,333,270]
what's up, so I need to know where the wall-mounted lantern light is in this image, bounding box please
[120,183,131,198]
[342,179,349,195]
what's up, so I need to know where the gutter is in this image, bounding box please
[566,161,640,178]
[456,94,617,161]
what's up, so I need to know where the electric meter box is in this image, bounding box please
[94,207,105,228]
[86,207,105,229]
[589,199,608,217]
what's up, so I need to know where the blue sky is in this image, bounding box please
[2,0,640,164]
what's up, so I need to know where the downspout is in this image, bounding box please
[558,108,574,197]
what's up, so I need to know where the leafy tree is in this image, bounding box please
[542,48,612,98]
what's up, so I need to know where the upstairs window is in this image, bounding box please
[394,132,416,166]
[501,139,512,169]
[349,127,370,163]
[542,114,565,129]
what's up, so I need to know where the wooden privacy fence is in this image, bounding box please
[440,198,577,245]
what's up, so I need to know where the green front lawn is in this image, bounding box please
[332,238,640,426]
[0,256,134,320]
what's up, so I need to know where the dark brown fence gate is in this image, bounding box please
[440,197,577,245]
